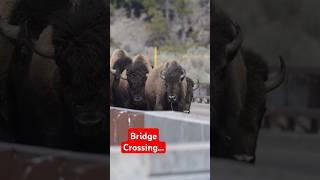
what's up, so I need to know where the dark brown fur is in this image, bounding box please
[184,77,194,113]
[7,0,108,153]
[145,61,187,111]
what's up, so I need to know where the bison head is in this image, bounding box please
[120,55,151,105]
[160,61,186,103]
[28,0,107,137]
[110,49,132,81]
[0,0,108,137]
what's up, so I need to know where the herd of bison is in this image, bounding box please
[0,0,288,163]
[110,49,199,112]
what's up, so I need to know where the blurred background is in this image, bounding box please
[110,0,210,83]
[214,0,320,179]
[110,1,210,179]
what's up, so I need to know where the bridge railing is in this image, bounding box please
[110,107,210,180]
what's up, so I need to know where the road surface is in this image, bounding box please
[190,103,210,118]
[212,130,320,180]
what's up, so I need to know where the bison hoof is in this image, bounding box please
[233,154,255,163]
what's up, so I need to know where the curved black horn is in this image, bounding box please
[180,68,186,80]
[265,56,286,93]
[160,70,166,80]
[193,79,200,91]
[31,26,55,58]
[225,22,243,61]
[0,16,20,40]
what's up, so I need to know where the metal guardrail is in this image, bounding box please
[110,107,210,180]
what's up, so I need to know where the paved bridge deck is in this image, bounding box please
[212,130,320,180]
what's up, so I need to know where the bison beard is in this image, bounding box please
[4,0,108,153]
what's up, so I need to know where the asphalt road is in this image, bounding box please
[212,130,320,180]
[190,103,210,118]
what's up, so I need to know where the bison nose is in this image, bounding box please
[168,95,177,102]
[78,113,102,125]
[133,95,143,102]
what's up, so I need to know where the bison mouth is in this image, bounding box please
[74,112,104,137]
[133,95,143,102]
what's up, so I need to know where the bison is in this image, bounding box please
[184,77,199,113]
[110,68,116,106]
[0,0,108,153]
[110,49,133,80]
[212,10,286,163]
[116,54,152,110]
[212,10,246,160]
[110,49,133,107]
[145,61,187,111]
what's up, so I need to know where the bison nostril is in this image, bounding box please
[78,113,102,125]
[133,96,143,102]
[168,96,177,102]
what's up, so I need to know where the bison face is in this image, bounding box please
[60,69,107,137]
[127,70,148,104]
[53,32,107,137]
[161,62,186,103]
[113,57,132,80]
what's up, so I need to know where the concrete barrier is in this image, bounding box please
[110,107,210,180]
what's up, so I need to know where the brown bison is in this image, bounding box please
[212,10,245,160]
[184,77,199,113]
[110,49,132,80]
[0,0,108,153]
[212,10,286,163]
[145,61,187,111]
[110,49,132,107]
[116,54,152,110]
[0,0,15,141]
[110,68,116,106]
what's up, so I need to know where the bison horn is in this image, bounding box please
[160,70,166,80]
[120,75,127,80]
[32,26,55,58]
[180,68,186,81]
[110,68,116,74]
[0,16,20,40]
[225,22,243,61]
[32,40,55,58]
[265,56,286,93]
[120,71,127,80]
[193,79,200,91]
